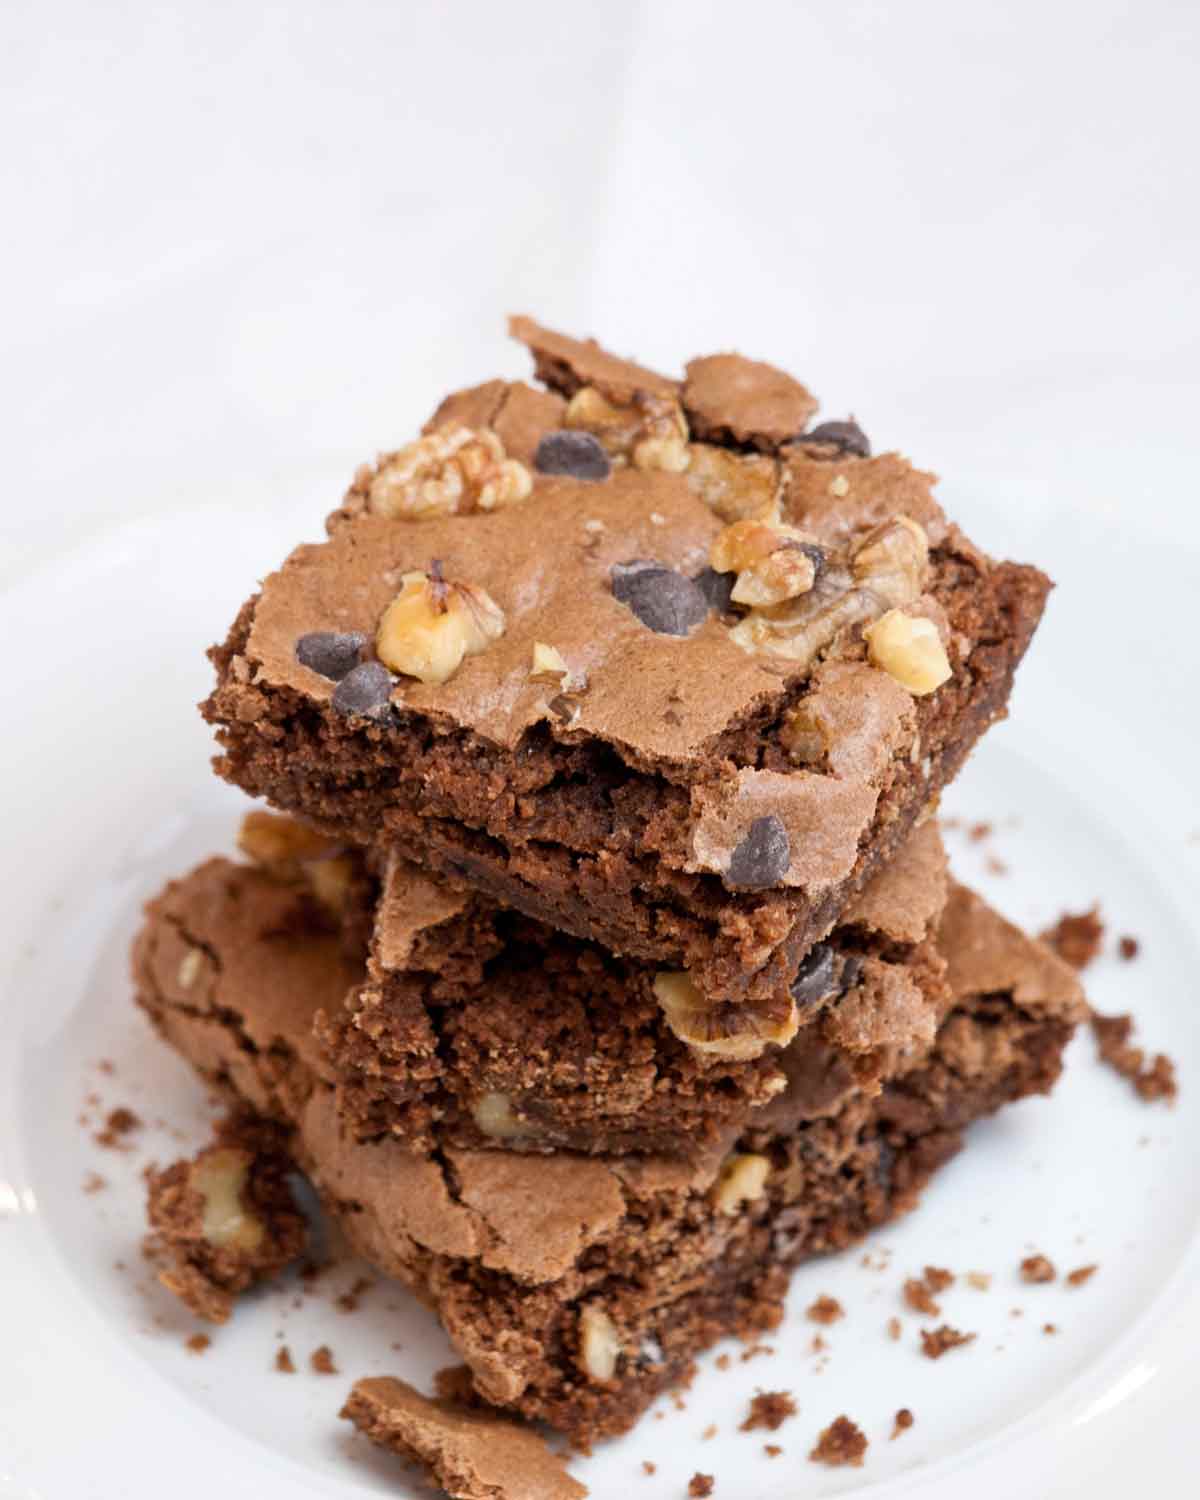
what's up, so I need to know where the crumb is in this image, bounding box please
[82,1171,107,1194]
[688,1473,714,1496]
[1020,1254,1057,1284]
[642,1461,657,1476]
[1067,1264,1098,1288]
[968,821,992,842]
[985,855,1009,876]
[764,1443,783,1457]
[1119,936,1140,960]
[740,1391,797,1433]
[1041,907,1104,969]
[1043,1323,1058,1336]
[966,1271,991,1291]
[886,1316,902,1341]
[806,1295,844,1326]
[891,1408,914,1440]
[310,1345,337,1375]
[1010,1308,1023,1318]
[902,1279,940,1317]
[740,1343,774,1363]
[336,1276,374,1313]
[94,1106,142,1149]
[919,1326,975,1359]
[97,1059,115,1075]
[275,1345,295,1373]
[809,1416,868,1468]
[810,1333,826,1354]
[185,1333,210,1355]
[715,1353,731,1371]
[701,1424,717,1440]
[1091,1010,1178,1103]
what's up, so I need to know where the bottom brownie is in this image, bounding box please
[135,863,1082,1445]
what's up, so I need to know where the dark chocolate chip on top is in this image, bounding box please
[726,815,791,889]
[331,661,396,722]
[534,430,612,482]
[798,419,871,458]
[611,561,709,637]
[296,631,367,681]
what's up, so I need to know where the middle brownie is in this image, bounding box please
[232,814,958,1157]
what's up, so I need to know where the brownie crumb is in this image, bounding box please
[642,1461,657,1476]
[336,1276,374,1313]
[311,1345,337,1375]
[764,1445,782,1458]
[966,1271,992,1291]
[275,1345,295,1373]
[715,1353,731,1371]
[809,1416,868,1468]
[903,1279,940,1317]
[1066,1264,1098,1288]
[95,1106,142,1149]
[919,1325,975,1359]
[1043,1323,1058,1336]
[688,1472,714,1496]
[740,1343,774,1362]
[891,1408,915,1440]
[968,821,992,842]
[924,1266,954,1293]
[82,1171,107,1194]
[701,1424,717,1440]
[985,855,1009,876]
[886,1317,902,1341]
[1020,1254,1057,1284]
[1091,1010,1178,1103]
[1041,907,1104,970]
[806,1295,844,1325]
[740,1391,797,1432]
[1119,935,1140,960]
[185,1333,210,1355]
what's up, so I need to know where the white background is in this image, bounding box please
[3,3,1199,1497]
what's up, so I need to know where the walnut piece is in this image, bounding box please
[686,444,781,522]
[368,423,532,519]
[712,1153,771,1214]
[564,385,689,473]
[710,518,822,607]
[472,1092,540,1142]
[578,1304,622,1382]
[376,566,505,685]
[191,1148,266,1253]
[652,971,798,1060]
[238,809,335,866]
[863,610,951,695]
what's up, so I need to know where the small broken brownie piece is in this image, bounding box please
[809,1415,868,1467]
[343,1376,588,1500]
[1040,907,1104,970]
[146,1116,306,1323]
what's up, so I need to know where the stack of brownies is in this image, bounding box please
[135,319,1085,1447]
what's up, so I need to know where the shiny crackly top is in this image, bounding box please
[241,318,981,893]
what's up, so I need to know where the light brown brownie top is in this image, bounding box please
[228,317,1017,898]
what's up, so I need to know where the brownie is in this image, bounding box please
[134,851,1083,1444]
[203,317,1051,1013]
[316,818,955,1156]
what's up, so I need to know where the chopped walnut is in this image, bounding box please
[471,1092,540,1142]
[864,609,952,695]
[578,1304,621,1382]
[376,565,505,685]
[236,810,353,915]
[564,385,689,472]
[710,518,823,608]
[712,1153,771,1214]
[652,970,798,1060]
[686,444,781,523]
[367,423,531,519]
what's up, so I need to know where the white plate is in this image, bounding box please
[2,503,1199,1499]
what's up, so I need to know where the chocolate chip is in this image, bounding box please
[839,954,865,994]
[693,566,737,615]
[726,815,791,890]
[331,661,396,722]
[790,943,838,1007]
[799,419,871,458]
[611,561,708,637]
[295,630,367,681]
[534,430,612,481]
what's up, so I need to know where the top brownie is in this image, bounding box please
[206,318,1050,1009]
